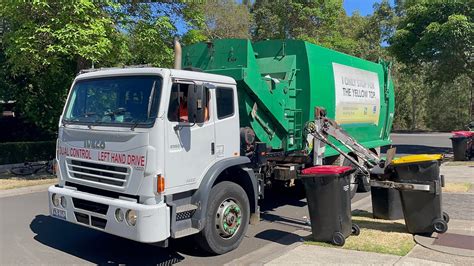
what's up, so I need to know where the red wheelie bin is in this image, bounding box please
[299,165,360,246]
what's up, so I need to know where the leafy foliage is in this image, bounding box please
[127,16,176,67]
[187,0,253,40]
[0,0,471,137]
[0,1,188,134]
[252,0,351,51]
[389,1,473,81]
[389,1,473,130]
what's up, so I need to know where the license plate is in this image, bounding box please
[52,208,67,220]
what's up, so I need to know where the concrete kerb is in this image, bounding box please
[226,195,373,266]
[266,244,402,265]
[395,248,451,266]
[257,164,473,265]
[413,220,474,257]
[225,230,308,266]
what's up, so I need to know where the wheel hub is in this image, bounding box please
[216,199,242,239]
[350,174,357,189]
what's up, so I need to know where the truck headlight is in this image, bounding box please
[126,209,137,226]
[60,196,67,208]
[115,208,124,222]
[52,193,60,207]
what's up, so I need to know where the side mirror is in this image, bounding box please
[187,84,207,123]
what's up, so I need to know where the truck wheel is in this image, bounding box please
[349,175,358,199]
[342,156,358,199]
[195,181,250,255]
[357,174,371,193]
[358,148,379,193]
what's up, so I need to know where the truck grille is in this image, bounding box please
[74,211,107,229]
[72,198,109,215]
[67,159,129,188]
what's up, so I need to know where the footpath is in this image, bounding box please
[229,163,474,265]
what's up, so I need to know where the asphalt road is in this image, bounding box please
[0,133,453,265]
[385,132,452,156]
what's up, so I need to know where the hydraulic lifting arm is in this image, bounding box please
[305,107,442,196]
[306,107,395,175]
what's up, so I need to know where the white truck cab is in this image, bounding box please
[49,67,258,254]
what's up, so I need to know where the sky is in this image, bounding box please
[344,0,395,16]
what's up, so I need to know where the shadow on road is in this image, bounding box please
[254,229,303,245]
[28,189,360,264]
[260,185,307,212]
[30,215,191,265]
[28,189,308,264]
[382,144,452,155]
[259,213,309,229]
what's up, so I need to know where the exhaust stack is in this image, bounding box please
[174,37,182,70]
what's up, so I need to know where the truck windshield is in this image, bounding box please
[63,75,162,127]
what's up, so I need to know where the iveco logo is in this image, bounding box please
[84,140,105,149]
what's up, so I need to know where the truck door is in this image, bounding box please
[213,86,240,159]
[164,82,216,191]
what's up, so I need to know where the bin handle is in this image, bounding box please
[370,180,431,192]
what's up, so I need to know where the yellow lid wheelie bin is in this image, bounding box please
[390,154,449,234]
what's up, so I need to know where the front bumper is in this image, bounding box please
[48,185,170,243]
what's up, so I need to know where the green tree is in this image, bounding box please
[252,0,352,51]
[389,1,473,130]
[0,1,197,133]
[391,63,429,130]
[389,1,473,81]
[183,0,253,42]
[0,0,125,133]
[127,16,176,67]
[424,75,472,130]
[350,0,397,61]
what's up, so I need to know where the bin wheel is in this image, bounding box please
[332,232,346,246]
[351,224,361,236]
[432,219,448,234]
[442,212,450,223]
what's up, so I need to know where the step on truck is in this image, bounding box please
[48,39,395,254]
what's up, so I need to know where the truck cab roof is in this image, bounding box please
[75,67,236,85]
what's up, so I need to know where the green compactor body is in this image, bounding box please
[182,39,395,156]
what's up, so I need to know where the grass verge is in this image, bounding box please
[305,210,415,256]
[443,182,472,193]
[0,176,56,190]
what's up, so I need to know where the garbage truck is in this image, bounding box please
[48,39,395,254]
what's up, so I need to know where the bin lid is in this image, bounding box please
[391,154,443,165]
[451,131,474,137]
[301,165,353,175]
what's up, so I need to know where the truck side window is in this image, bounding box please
[168,83,210,123]
[216,87,234,119]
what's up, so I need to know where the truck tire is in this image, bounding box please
[342,156,358,199]
[358,148,379,193]
[357,173,371,193]
[195,181,250,254]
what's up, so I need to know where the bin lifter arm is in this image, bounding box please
[307,107,390,175]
